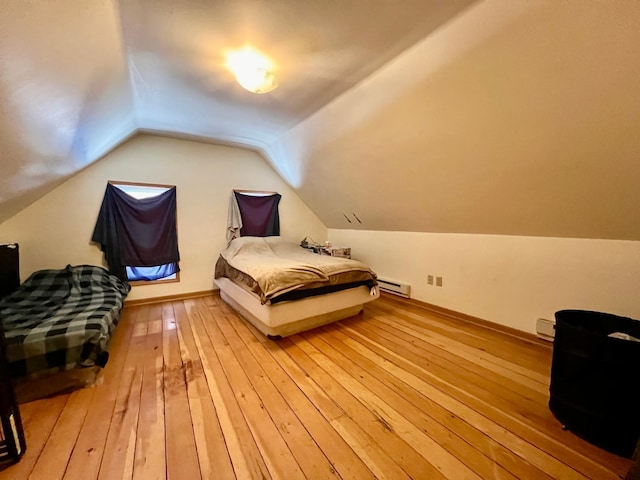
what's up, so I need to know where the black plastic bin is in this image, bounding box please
[549,309,640,458]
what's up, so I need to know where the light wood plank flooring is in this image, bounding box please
[0,294,633,479]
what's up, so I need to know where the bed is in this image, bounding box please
[214,236,379,337]
[0,264,130,379]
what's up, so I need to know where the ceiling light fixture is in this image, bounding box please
[226,47,278,94]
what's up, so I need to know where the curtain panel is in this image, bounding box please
[91,184,180,281]
[234,192,281,237]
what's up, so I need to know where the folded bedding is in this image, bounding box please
[0,264,130,378]
[215,236,377,304]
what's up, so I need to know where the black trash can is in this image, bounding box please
[549,309,640,458]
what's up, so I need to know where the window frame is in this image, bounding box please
[109,180,181,287]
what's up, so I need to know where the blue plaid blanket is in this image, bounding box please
[0,265,130,378]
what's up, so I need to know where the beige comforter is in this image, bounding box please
[216,236,377,304]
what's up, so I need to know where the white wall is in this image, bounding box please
[270,1,640,241]
[0,134,327,301]
[329,229,640,334]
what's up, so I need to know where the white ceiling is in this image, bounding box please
[1,0,640,240]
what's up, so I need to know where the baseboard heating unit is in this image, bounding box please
[536,317,556,342]
[377,278,411,298]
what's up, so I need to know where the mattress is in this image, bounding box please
[215,236,378,304]
[0,264,130,378]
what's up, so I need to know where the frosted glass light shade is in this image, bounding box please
[235,68,278,94]
[227,47,278,94]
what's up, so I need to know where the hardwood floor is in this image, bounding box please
[0,294,632,479]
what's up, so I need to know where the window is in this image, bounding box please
[91,181,180,285]
[227,190,281,243]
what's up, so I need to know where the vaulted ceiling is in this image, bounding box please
[1,0,639,240]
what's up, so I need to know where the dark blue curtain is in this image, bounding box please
[92,184,180,281]
[235,192,281,237]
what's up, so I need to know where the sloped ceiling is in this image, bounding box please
[1,0,639,240]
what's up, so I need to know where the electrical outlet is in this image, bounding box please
[427,275,434,285]
[436,276,443,287]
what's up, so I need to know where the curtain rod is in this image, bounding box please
[109,180,176,189]
[233,189,278,195]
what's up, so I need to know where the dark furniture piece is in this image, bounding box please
[0,244,19,299]
[0,322,26,463]
[0,243,25,462]
[549,309,640,458]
